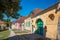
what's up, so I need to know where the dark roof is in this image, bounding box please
[12,16,27,24]
[16,16,26,23]
[32,2,60,18]
[27,8,42,18]
[31,8,42,17]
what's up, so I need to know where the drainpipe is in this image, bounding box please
[30,15,32,33]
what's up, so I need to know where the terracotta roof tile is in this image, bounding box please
[17,16,26,23]
[12,16,26,24]
[32,2,60,18]
[0,21,4,24]
[31,8,42,17]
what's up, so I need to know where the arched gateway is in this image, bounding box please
[36,19,43,36]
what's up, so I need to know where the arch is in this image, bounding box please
[36,19,43,24]
[35,18,44,36]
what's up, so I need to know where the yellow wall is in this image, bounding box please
[24,17,32,31]
[32,9,60,39]
[24,3,60,39]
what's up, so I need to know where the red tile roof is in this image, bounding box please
[30,8,42,17]
[32,2,60,18]
[12,8,42,24]
[0,21,5,24]
[17,16,26,23]
[12,16,26,24]
[33,8,42,14]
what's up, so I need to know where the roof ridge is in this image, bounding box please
[32,1,59,18]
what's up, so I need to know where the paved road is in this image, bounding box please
[8,28,16,37]
[7,29,51,40]
[7,34,43,40]
[7,34,51,40]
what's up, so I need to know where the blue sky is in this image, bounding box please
[19,0,58,16]
[6,0,58,21]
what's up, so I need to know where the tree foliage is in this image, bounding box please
[0,0,22,20]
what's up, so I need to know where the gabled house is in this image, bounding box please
[11,16,26,30]
[0,21,6,30]
[24,8,42,32]
[24,2,60,40]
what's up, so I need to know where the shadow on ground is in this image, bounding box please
[0,29,8,32]
[4,28,52,40]
[5,33,51,40]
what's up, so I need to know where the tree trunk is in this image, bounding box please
[7,17,10,29]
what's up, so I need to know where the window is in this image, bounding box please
[26,21,30,27]
[49,14,55,20]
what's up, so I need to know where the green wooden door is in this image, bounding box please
[36,19,43,36]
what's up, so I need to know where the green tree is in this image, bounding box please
[0,0,22,27]
[0,0,22,20]
[2,19,9,29]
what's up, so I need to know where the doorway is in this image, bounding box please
[36,19,43,36]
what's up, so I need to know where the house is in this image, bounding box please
[11,21,16,29]
[11,16,26,30]
[24,8,42,32]
[0,21,6,30]
[24,2,60,40]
